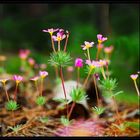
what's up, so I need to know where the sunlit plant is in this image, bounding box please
[81,41,94,61]
[5,100,19,111]
[92,106,105,115]
[68,87,88,119]
[60,116,72,126]
[96,34,107,60]
[130,74,139,96]
[0,78,10,101]
[49,51,72,118]
[13,75,23,101]
[100,78,123,123]
[34,71,48,106]
[8,125,22,134]
[75,58,83,87]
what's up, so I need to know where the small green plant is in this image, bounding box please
[36,96,46,106]
[39,117,49,123]
[92,106,105,115]
[112,123,127,132]
[100,78,123,123]
[8,125,22,134]
[48,51,72,67]
[67,88,88,119]
[100,78,117,92]
[49,51,72,118]
[5,100,19,111]
[60,116,72,126]
[70,87,88,103]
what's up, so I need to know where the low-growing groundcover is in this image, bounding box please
[0,28,139,137]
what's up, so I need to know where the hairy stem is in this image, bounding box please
[68,102,76,119]
[60,66,68,118]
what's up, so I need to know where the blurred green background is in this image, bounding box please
[0,4,139,94]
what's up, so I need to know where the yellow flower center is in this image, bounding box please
[57,36,61,41]
[85,44,91,49]
[98,40,102,44]
[49,32,53,36]
[90,65,95,69]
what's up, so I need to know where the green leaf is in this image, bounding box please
[5,100,19,111]
[36,96,46,106]
[100,78,118,92]
[92,106,105,115]
[38,117,49,123]
[111,91,123,97]
[48,51,72,67]
[8,125,22,133]
[70,87,88,103]
[60,116,71,126]
[124,121,140,130]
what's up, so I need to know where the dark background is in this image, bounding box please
[0,4,139,92]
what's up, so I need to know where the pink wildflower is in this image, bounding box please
[104,46,114,54]
[130,74,138,81]
[42,28,59,35]
[81,41,94,50]
[13,75,23,84]
[52,30,66,41]
[39,71,48,78]
[97,34,107,43]
[28,58,35,66]
[19,49,30,60]
[75,58,83,68]
[30,76,40,81]
[86,60,100,69]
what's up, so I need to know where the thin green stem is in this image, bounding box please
[87,48,91,61]
[112,94,121,124]
[3,82,9,101]
[54,65,59,78]
[50,35,56,53]
[58,40,61,51]
[64,35,69,52]
[134,80,140,96]
[93,76,101,107]
[35,81,39,96]
[101,67,106,80]
[77,67,80,88]
[83,68,92,88]
[106,64,109,79]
